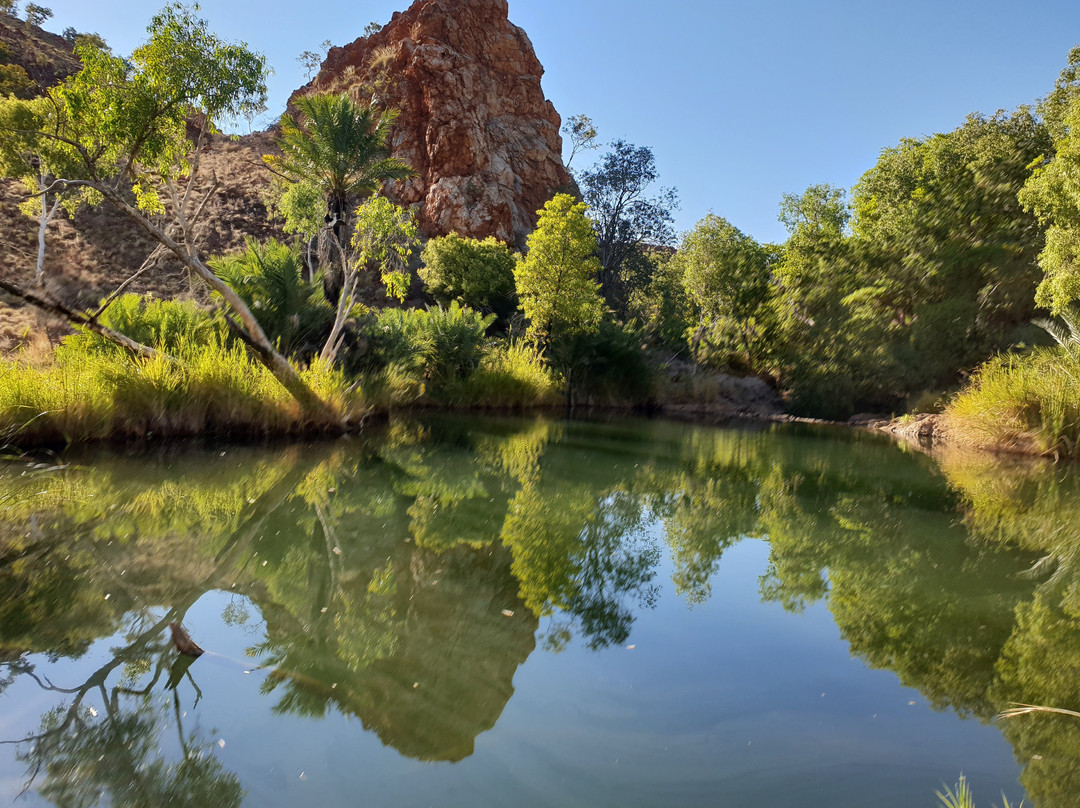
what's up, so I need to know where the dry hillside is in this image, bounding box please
[0,18,287,354]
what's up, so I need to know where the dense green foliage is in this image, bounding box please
[676,214,774,371]
[936,51,1080,453]
[348,195,419,304]
[419,234,518,320]
[624,248,692,352]
[67,295,224,356]
[358,303,494,389]
[514,193,605,349]
[210,239,334,357]
[265,93,413,235]
[778,112,1048,415]
[1021,94,1080,314]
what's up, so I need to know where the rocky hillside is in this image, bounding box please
[0,0,573,352]
[0,12,80,94]
[294,0,573,248]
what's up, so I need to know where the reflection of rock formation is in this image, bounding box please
[257,541,536,762]
[294,0,572,247]
[358,544,536,761]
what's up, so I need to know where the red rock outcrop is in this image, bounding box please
[292,0,572,248]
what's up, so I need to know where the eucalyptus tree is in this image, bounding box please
[561,113,599,170]
[578,140,678,308]
[677,214,773,368]
[0,96,91,285]
[0,3,337,421]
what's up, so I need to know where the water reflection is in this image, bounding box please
[9,613,242,808]
[0,417,1079,805]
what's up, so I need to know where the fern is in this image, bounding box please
[211,239,334,358]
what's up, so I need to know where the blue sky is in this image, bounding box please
[37,0,1080,244]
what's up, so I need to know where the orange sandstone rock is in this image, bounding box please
[291,0,573,248]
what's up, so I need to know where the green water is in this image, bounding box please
[1,414,1078,807]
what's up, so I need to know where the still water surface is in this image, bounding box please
[1,415,1078,806]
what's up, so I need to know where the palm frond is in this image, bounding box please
[270,93,414,206]
[1033,304,1080,347]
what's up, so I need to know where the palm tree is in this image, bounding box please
[265,92,415,301]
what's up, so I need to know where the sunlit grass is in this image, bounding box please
[446,342,561,409]
[944,346,1080,458]
[0,335,368,446]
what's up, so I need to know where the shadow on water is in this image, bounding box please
[0,414,1078,805]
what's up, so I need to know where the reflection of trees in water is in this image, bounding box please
[255,543,537,762]
[941,451,1080,808]
[5,418,1080,802]
[0,446,323,805]
[1,602,242,806]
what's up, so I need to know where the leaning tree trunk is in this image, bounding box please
[95,184,343,427]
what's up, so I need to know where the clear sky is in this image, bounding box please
[35,0,1080,245]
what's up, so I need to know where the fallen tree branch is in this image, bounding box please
[0,279,165,361]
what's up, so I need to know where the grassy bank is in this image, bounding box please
[942,345,1080,459]
[0,298,567,447]
[0,337,365,445]
[0,290,792,449]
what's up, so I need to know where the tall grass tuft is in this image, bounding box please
[447,342,560,409]
[0,332,368,446]
[936,774,1021,808]
[943,344,1080,458]
[65,294,223,356]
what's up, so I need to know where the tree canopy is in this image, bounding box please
[1021,92,1080,315]
[677,213,773,366]
[578,140,678,306]
[265,92,413,231]
[515,193,604,349]
[419,234,518,320]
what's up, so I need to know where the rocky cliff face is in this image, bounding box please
[293,0,572,248]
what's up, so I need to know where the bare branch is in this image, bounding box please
[0,278,165,361]
[90,245,168,321]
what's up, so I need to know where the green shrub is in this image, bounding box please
[448,342,560,408]
[63,294,223,357]
[549,320,654,406]
[210,239,334,358]
[419,234,517,321]
[0,63,36,99]
[625,249,692,351]
[356,303,495,395]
